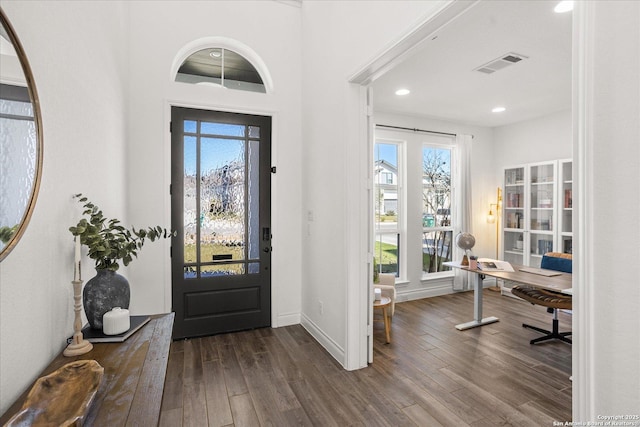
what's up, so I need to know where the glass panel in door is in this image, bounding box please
[171,107,271,339]
[503,166,525,265]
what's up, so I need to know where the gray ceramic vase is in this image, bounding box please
[83,269,130,330]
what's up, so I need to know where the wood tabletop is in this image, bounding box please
[0,313,174,426]
[446,261,572,292]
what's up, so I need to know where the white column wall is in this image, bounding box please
[577,1,640,418]
[300,0,447,367]
[0,1,129,414]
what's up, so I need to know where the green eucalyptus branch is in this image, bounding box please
[69,194,173,272]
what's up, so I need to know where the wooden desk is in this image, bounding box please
[0,313,174,426]
[477,266,572,293]
[444,262,572,331]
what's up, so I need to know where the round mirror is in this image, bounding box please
[0,7,43,262]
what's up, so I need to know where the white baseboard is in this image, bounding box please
[275,312,301,328]
[396,283,453,302]
[396,277,496,302]
[300,313,345,367]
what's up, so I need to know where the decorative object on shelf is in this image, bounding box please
[64,236,93,356]
[4,360,104,427]
[564,189,572,208]
[455,232,476,266]
[103,307,130,335]
[83,270,131,330]
[563,239,573,254]
[485,186,503,291]
[69,194,172,330]
[79,315,151,343]
[516,234,523,250]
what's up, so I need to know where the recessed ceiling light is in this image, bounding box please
[210,50,222,58]
[395,88,410,96]
[554,1,574,13]
[492,106,506,113]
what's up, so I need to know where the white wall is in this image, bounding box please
[0,0,129,414]
[493,109,572,170]
[300,0,448,367]
[124,1,303,327]
[374,112,497,299]
[579,1,640,417]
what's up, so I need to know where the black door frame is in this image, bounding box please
[170,106,272,339]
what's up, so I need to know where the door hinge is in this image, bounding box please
[169,121,172,133]
[170,246,172,258]
[169,184,172,195]
[271,166,277,174]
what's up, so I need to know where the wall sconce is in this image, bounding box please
[486,187,502,291]
[486,187,503,228]
[487,207,497,224]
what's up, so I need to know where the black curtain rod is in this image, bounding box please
[375,124,461,138]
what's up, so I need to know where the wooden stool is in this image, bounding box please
[373,296,392,343]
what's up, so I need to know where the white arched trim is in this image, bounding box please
[170,36,274,94]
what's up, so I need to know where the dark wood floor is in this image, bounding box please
[159,289,572,426]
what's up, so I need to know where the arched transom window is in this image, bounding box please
[175,48,265,93]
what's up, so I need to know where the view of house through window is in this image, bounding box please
[374,142,400,277]
[422,146,453,274]
[374,132,456,281]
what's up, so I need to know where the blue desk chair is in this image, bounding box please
[511,252,572,345]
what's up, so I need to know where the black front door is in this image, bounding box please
[171,106,271,339]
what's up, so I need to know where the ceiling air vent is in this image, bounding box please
[474,52,528,74]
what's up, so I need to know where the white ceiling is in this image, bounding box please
[372,0,573,128]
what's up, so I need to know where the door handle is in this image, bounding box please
[263,247,271,253]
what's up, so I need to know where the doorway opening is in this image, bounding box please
[352,1,573,371]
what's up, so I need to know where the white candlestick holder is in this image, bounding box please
[63,280,93,357]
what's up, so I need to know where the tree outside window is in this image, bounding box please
[422,146,453,273]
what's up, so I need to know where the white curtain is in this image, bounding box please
[453,134,473,291]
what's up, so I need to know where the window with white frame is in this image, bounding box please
[373,141,401,277]
[373,128,458,282]
[422,145,454,275]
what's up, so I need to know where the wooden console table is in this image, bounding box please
[0,313,174,426]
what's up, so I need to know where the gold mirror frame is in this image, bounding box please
[0,7,43,262]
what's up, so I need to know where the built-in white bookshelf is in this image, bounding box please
[501,159,572,297]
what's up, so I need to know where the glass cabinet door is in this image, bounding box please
[559,160,573,254]
[528,162,556,267]
[503,166,525,265]
[502,161,561,268]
